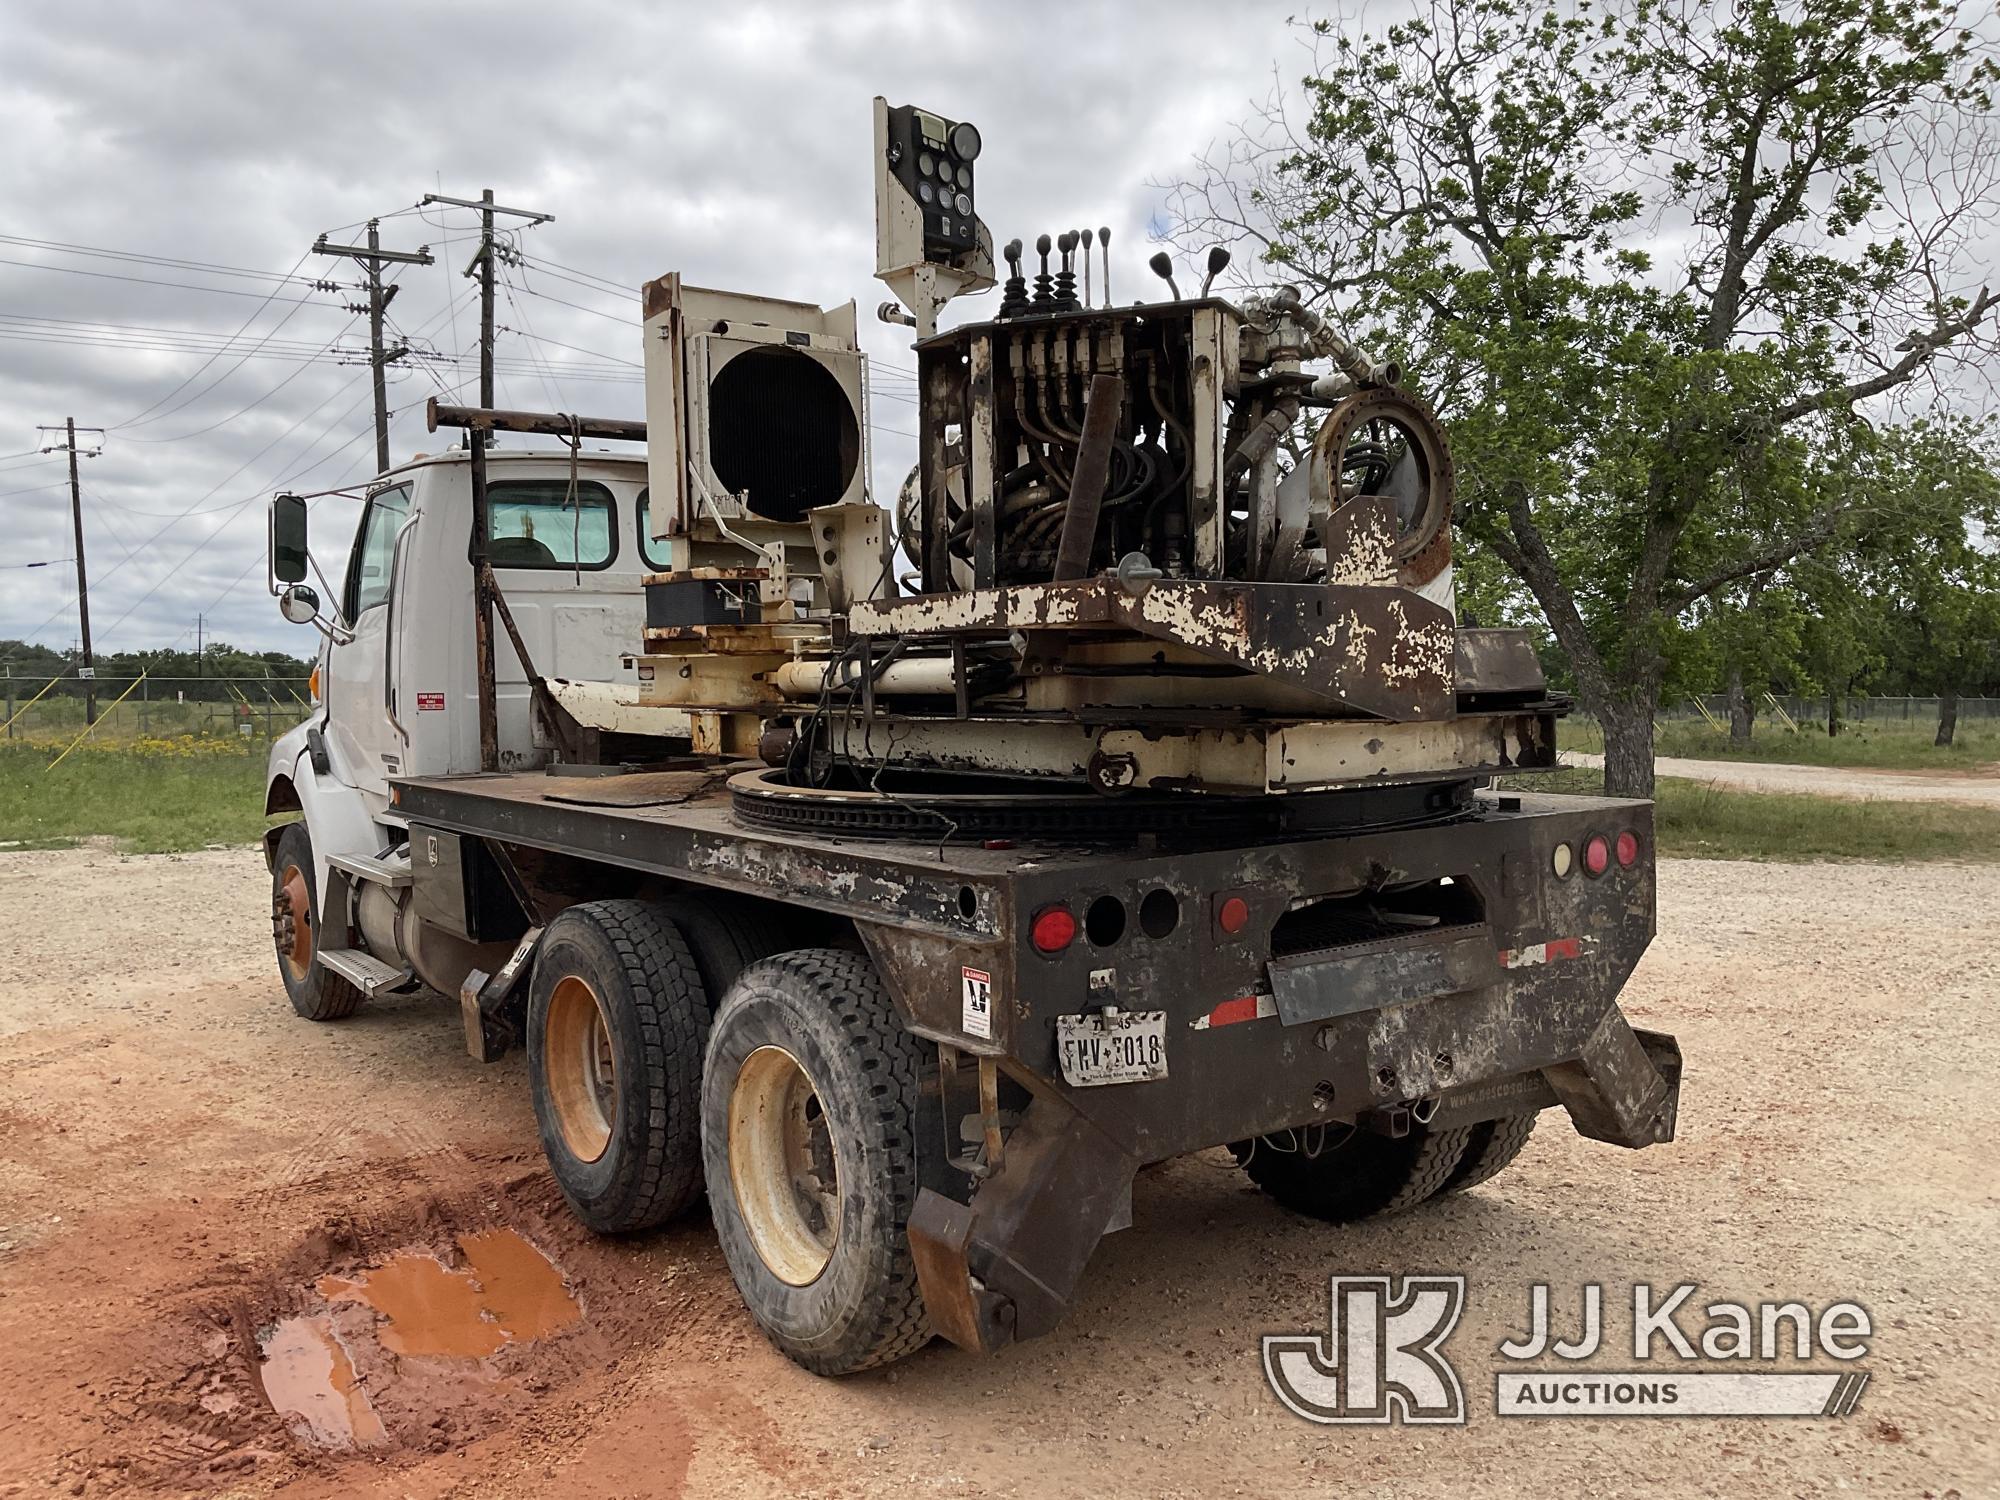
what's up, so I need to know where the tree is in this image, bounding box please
[1168,0,1998,793]
[1859,420,2000,743]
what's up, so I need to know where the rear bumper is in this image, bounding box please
[862,791,1680,1354]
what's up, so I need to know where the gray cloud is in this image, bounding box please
[0,0,1304,659]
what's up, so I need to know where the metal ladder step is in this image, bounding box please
[318,947,413,996]
[325,850,412,889]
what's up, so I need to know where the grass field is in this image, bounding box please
[5,740,1997,864]
[1558,716,2000,770]
[1517,766,2000,863]
[0,741,273,854]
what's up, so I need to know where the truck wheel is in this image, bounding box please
[528,900,708,1233]
[269,822,363,1022]
[1437,1113,1538,1195]
[1233,1121,1475,1223]
[647,890,790,1010]
[701,950,931,1375]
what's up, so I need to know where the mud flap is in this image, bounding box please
[907,1095,1138,1355]
[1542,1009,1681,1147]
[458,925,543,1063]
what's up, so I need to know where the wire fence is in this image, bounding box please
[1660,695,1998,726]
[1,675,311,747]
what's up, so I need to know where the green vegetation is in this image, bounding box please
[0,742,274,854]
[1558,718,2000,772]
[1518,767,2000,864]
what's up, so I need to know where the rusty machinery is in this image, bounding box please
[619,98,1558,818]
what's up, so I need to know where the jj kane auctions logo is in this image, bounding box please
[1264,1276,1873,1423]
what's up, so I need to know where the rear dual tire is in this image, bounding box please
[700,950,932,1375]
[1234,1110,1540,1221]
[527,894,796,1234]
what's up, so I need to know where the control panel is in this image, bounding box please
[882,103,981,257]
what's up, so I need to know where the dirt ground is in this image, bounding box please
[2,845,1996,1500]
[1565,750,2000,807]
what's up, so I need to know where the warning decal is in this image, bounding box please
[961,966,993,1039]
[416,692,446,712]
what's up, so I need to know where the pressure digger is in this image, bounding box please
[261,98,1679,1375]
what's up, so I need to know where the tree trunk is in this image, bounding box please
[1600,704,1657,799]
[1825,690,1840,738]
[1936,690,1958,748]
[1726,666,1752,742]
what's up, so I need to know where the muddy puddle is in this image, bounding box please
[257,1226,580,1450]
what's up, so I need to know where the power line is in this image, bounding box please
[495,321,642,368]
[0,234,332,287]
[113,250,323,430]
[510,280,640,329]
[116,312,364,444]
[0,254,336,304]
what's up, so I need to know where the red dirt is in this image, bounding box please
[2,845,1996,1498]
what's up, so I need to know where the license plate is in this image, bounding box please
[1056,1011,1168,1087]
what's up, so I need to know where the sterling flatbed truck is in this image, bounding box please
[259,99,1680,1376]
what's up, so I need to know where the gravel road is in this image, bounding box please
[1,845,1994,1499]
[1565,750,2000,807]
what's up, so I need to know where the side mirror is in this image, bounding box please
[271,493,309,584]
[278,584,321,625]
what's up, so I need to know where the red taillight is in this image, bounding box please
[1217,895,1250,935]
[1615,830,1640,868]
[1031,905,1077,954]
[1582,834,1611,877]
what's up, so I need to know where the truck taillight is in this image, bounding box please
[1582,834,1611,877]
[1031,905,1077,954]
[1615,830,1641,868]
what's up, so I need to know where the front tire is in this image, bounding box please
[701,950,931,1375]
[528,900,708,1233]
[1234,1120,1475,1222]
[269,822,363,1022]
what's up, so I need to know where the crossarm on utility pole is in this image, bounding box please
[311,222,434,475]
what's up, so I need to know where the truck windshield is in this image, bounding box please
[487,481,616,570]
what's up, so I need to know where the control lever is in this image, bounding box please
[1199,245,1231,298]
[1032,233,1054,311]
[1098,227,1111,305]
[1079,226,1092,308]
[1054,230,1080,311]
[1147,251,1180,300]
[999,239,1030,319]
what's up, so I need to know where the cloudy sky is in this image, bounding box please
[0,0,1320,662]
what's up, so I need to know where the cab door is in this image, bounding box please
[324,483,413,802]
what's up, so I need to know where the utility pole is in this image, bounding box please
[312,221,434,473]
[419,190,552,772]
[38,419,103,724]
[195,614,204,679]
[419,190,553,430]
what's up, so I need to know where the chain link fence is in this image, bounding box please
[1,675,312,747]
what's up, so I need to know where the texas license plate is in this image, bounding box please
[1056,1011,1168,1087]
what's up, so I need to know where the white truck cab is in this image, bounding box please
[268,446,659,824]
[263,445,667,1008]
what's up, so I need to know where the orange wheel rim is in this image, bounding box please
[276,864,312,981]
[545,977,615,1163]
